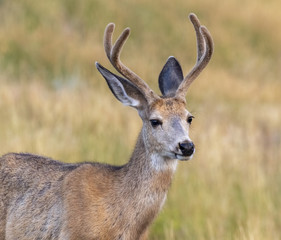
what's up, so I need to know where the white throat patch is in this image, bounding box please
[150,153,178,172]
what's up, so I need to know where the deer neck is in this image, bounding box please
[123,128,178,191]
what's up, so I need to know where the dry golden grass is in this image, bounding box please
[0,0,280,239]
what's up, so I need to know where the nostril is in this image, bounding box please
[179,142,188,151]
[179,141,195,156]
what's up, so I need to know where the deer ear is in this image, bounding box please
[96,62,147,108]
[158,56,184,97]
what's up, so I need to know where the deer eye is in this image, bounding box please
[187,116,194,125]
[150,119,162,128]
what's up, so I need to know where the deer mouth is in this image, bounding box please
[174,153,193,161]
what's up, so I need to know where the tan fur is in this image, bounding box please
[0,99,186,240]
[0,13,213,240]
[0,121,177,239]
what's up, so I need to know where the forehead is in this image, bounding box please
[149,97,188,117]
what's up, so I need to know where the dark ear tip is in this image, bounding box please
[96,62,106,73]
[166,56,180,67]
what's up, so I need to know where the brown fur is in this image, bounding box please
[0,126,176,240]
[0,13,213,240]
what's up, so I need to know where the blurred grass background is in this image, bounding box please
[0,0,281,239]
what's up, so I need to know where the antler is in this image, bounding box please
[104,23,158,101]
[176,13,214,98]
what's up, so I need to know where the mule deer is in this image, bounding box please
[0,13,213,239]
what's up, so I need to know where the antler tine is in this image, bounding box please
[104,23,115,60]
[176,13,214,98]
[189,13,205,62]
[103,23,158,100]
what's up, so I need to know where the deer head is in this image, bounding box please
[96,13,213,163]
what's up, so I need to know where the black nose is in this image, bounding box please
[179,141,195,156]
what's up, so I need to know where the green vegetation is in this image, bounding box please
[0,0,280,239]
